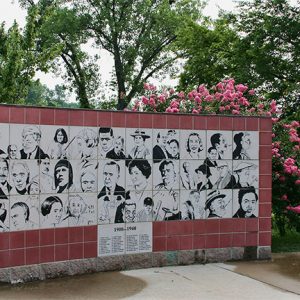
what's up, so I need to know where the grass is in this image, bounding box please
[272,230,300,253]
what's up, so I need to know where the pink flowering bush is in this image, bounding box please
[131,79,300,235]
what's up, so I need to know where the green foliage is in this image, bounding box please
[272,229,300,253]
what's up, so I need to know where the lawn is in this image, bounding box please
[272,230,300,253]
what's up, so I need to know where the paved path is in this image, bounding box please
[0,253,299,299]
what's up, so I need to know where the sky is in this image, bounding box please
[0,0,245,100]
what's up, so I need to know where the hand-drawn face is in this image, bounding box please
[8,145,18,159]
[55,166,69,187]
[188,135,202,153]
[125,204,136,222]
[12,164,28,191]
[130,166,147,188]
[191,192,201,205]
[208,148,218,161]
[158,132,168,147]
[216,134,228,153]
[0,161,8,184]
[210,198,225,216]
[22,131,38,152]
[56,130,64,144]
[238,168,250,185]
[161,163,176,187]
[114,137,123,153]
[103,164,119,190]
[69,197,83,217]
[41,159,50,175]
[144,203,153,215]
[196,170,207,185]
[81,172,96,192]
[11,206,26,229]
[29,182,39,194]
[168,141,179,157]
[217,163,228,178]
[241,133,251,150]
[241,192,256,216]
[49,202,63,224]
[99,132,113,152]
[134,135,144,147]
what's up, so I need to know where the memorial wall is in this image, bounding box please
[0,106,272,281]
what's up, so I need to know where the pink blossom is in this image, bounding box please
[192,109,199,114]
[177,91,185,99]
[232,109,240,115]
[216,82,225,91]
[235,84,248,93]
[141,96,149,105]
[272,118,279,123]
[225,105,231,111]
[272,133,276,138]
[205,95,213,102]
[166,107,172,113]
[143,83,150,90]
[286,205,300,214]
[279,176,286,182]
[188,92,194,100]
[149,98,156,107]
[169,88,175,95]
[257,103,264,109]
[194,96,201,103]
[219,106,225,112]
[158,95,166,103]
[248,107,256,113]
[248,89,255,95]
[295,180,300,185]
[291,121,300,128]
[281,194,288,201]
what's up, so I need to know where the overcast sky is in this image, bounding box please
[0,0,239,100]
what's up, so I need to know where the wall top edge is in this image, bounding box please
[0,103,271,119]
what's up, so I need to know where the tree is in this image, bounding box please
[73,0,203,109]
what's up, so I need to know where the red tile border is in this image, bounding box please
[10,248,25,267]
[139,114,153,128]
[259,160,272,175]
[55,244,69,262]
[25,230,40,247]
[193,116,207,130]
[55,228,69,245]
[259,203,272,217]
[259,218,272,232]
[219,219,233,233]
[259,145,272,160]
[259,189,272,203]
[10,107,25,123]
[55,109,69,125]
[112,112,126,127]
[70,110,84,126]
[69,227,84,243]
[193,220,206,234]
[232,219,246,233]
[179,115,193,130]
[40,246,55,263]
[40,229,55,246]
[193,234,205,249]
[84,226,97,242]
[153,236,167,252]
[69,243,84,260]
[84,110,98,127]
[207,116,220,130]
[259,232,271,246]
[221,117,233,131]
[25,247,40,265]
[260,118,272,132]
[166,115,180,129]
[220,234,232,248]
[206,234,220,249]
[152,114,166,129]
[83,242,97,258]
[166,236,180,251]
[246,118,259,131]
[153,222,167,237]
[0,250,10,268]
[260,175,272,189]
[232,233,246,247]
[245,232,258,246]
[233,118,246,130]
[10,231,25,249]
[126,112,140,128]
[166,220,193,236]
[179,235,193,250]
[245,218,259,232]
[40,108,55,125]
[25,107,40,124]
[260,132,272,146]
[205,220,220,234]
[0,106,9,122]
[98,111,112,127]
[0,232,10,250]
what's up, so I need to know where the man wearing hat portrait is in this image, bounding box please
[128,129,151,160]
[205,190,229,218]
[233,162,258,188]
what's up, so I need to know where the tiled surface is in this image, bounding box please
[0,106,272,267]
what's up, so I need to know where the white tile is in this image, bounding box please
[232,160,259,189]
[98,127,115,159]
[209,160,234,190]
[233,131,259,160]
[0,158,10,197]
[180,160,204,190]
[205,189,232,219]
[0,123,10,158]
[232,188,259,218]
[207,130,233,160]
[180,130,206,159]
[153,160,179,190]
[39,158,56,194]
[105,127,126,160]
[0,198,10,232]
[152,129,170,162]
[180,190,206,220]
[52,159,74,193]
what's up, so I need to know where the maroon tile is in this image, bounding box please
[193,116,207,130]
[259,203,272,217]
[220,117,233,130]
[153,221,167,237]
[260,118,272,132]
[246,118,259,131]
[259,189,272,203]
[167,220,193,236]
[25,230,40,247]
[98,111,112,127]
[10,231,25,249]
[40,246,55,263]
[112,112,126,127]
[25,107,40,124]
[25,247,40,265]
[0,106,9,122]
[152,114,167,129]
[70,110,84,126]
[0,232,9,250]
[84,110,98,127]
[55,228,69,244]
[179,115,193,130]
[40,108,55,125]
[220,234,232,248]
[126,112,139,128]
[232,233,246,247]
[179,235,193,250]
[259,145,272,159]
[205,219,220,234]
[0,250,10,268]
[259,232,272,246]
[10,106,25,123]
[259,175,272,189]
[69,243,84,260]
[206,234,220,249]
[246,232,258,246]
[259,160,272,175]
[166,115,180,129]
[219,219,233,233]
[193,220,206,234]
[232,219,246,232]
[55,109,69,125]
[69,227,84,243]
[55,244,69,262]
[233,117,246,130]
[193,235,205,249]
[259,218,272,232]
[10,248,25,267]
[153,237,167,252]
[84,226,97,242]
[84,242,97,258]
[40,228,55,246]
[260,132,272,146]
[207,116,219,130]
[245,218,258,232]
[166,236,180,251]
[139,114,153,128]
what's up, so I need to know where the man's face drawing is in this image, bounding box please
[0,161,8,184]
[103,164,119,190]
[22,131,38,151]
[238,168,250,185]
[217,163,228,178]
[168,141,179,157]
[49,202,63,224]
[125,204,136,222]
[81,172,96,192]
[134,135,144,147]
[158,132,168,147]
[69,197,83,217]
[196,170,207,185]
[161,163,176,187]
[114,138,123,153]
[11,206,26,229]
[208,149,218,161]
[241,192,256,216]
[56,166,69,187]
[9,145,18,159]
[210,198,225,217]
[12,164,28,191]
[41,159,50,174]
[99,132,113,152]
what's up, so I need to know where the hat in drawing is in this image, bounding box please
[233,162,256,173]
[130,129,150,139]
[205,190,225,210]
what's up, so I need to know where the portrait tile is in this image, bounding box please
[0,157,10,198]
[126,159,153,191]
[0,197,10,232]
[205,189,232,219]
[10,195,39,231]
[153,159,179,191]
[209,160,234,190]
[232,188,259,218]
[40,193,68,229]
[233,131,259,160]
[152,189,180,221]
[180,130,206,160]
[180,189,206,220]
[0,123,10,158]
[40,125,69,160]
[126,128,152,160]
[98,223,126,257]
[51,159,73,194]
[232,160,259,189]
[206,130,233,160]
[67,193,97,227]
[98,127,115,159]
[38,158,56,194]
[104,127,126,160]
[180,159,205,190]
[152,129,170,163]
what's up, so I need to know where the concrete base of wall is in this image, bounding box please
[0,246,271,284]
